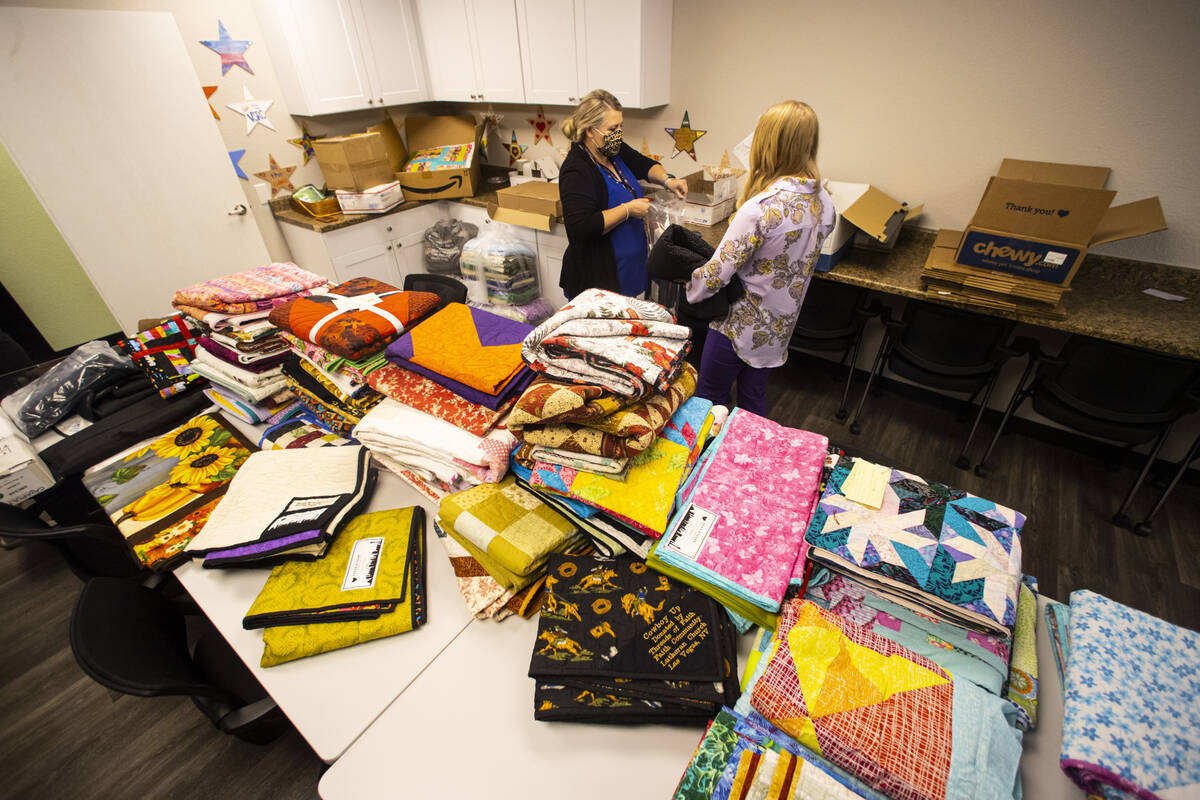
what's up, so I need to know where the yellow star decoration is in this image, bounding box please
[664,110,706,159]
[253,154,297,198]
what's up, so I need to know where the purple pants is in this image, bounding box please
[695,329,770,416]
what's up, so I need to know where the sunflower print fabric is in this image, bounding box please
[685,177,835,369]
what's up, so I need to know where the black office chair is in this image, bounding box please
[788,281,881,420]
[404,272,468,311]
[0,502,143,580]
[70,577,289,745]
[974,335,1200,534]
[846,300,1024,470]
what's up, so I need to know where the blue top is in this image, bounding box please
[601,156,648,297]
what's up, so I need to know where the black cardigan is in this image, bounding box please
[558,141,658,299]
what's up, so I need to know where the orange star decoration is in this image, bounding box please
[639,138,663,163]
[202,85,220,120]
[664,110,706,159]
[253,154,296,198]
[527,106,554,146]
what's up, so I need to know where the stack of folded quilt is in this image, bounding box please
[460,235,539,306]
[365,363,512,438]
[522,396,717,554]
[116,314,205,398]
[183,445,373,568]
[258,412,354,450]
[172,262,330,320]
[242,507,427,667]
[469,297,555,325]
[744,598,1024,800]
[431,519,559,622]
[528,552,739,725]
[189,344,289,404]
[436,476,582,597]
[521,288,692,398]
[646,408,828,630]
[1058,590,1199,800]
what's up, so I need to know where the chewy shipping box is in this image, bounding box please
[311,132,396,192]
[395,115,483,201]
[954,159,1166,285]
[489,181,562,231]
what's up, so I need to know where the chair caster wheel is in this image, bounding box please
[1111,512,1133,529]
[954,456,970,470]
[1133,521,1153,537]
[974,464,991,478]
[848,422,861,435]
[834,408,848,421]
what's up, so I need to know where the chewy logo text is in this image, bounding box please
[972,240,1044,267]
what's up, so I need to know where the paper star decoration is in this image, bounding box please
[287,126,317,165]
[253,154,297,198]
[527,106,554,146]
[200,20,254,76]
[639,138,663,163]
[709,149,746,179]
[226,86,275,134]
[229,149,248,180]
[202,86,220,120]
[664,110,707,159]
[479,106,504,149]
[507,130,527,166]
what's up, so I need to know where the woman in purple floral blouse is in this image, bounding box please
[685,101,835,416]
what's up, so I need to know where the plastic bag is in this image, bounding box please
[459,223,539,306]
[644,195,686,252]
[0,340,134,437]
[423,219,479,276]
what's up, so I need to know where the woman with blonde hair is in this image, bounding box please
[684,100,835,416]
[558,89,688,299]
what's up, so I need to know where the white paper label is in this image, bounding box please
[1042,251,1068,265]
[342,537,385,591]
[664,503,717,561]
[285,495,339,512]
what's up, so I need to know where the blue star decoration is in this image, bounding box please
[201,20,254,76]
[229,149,248,180]
[288,126,317,165]
[507,130,528,166]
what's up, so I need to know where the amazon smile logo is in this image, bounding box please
[402,175,464,194]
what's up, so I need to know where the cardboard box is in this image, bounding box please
[819,181,923,270]
[0,413,54,505]
[680,196,735,227]
[312,132,396,192]
[681,169,737,204]
[367,117,407,173]
[395,115,483,202]
[954,158,1166,285]
[488,182,562,231]
[335,181,405,214]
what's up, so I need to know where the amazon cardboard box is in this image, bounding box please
[311,132,396,192]
[954,159,1166,285]
[395,115,483,202]
[488,181,561,231]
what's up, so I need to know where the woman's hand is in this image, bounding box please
[664,177,689,200]
[623,197,652,219]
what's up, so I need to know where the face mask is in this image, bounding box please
[597,128,623,157]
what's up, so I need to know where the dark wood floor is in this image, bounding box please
[1,356,1196,800]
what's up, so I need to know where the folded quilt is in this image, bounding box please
[432,518,547,621]
[197,336,289,370]
[173,262,330,315]
[203,385,298,425]
[208,328,290,352]
[1061,590,1199,800]
[521,288,691,397]
[250,507,427,667]
[751,600,1023,800]
[278,330,387,383]
[437,515,547,592]
[529,447,629,477]
[186,360,288,403]
[116,314,204,398]
[507,375,640,429]
[385,302,534,399]
[366,362,511,437]
[191,346,284,388]
[468,297,555,326]
[183,445,372,564]
[288,386,360,437]
[514,363,697,459]
[649,409,827,622]
[259,416,353,450]
[439,475,577,577]
[201,308,274,332]
[293,358,381,415]
[804,456,1025,639]
[269,278,439,361]
[1004,582,1038,731]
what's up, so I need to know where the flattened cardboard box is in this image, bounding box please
[955,158,1166,285]
[312,132,396,192]
[489,181,561,231]
[924,230,1067,305]
[395,115,483,202]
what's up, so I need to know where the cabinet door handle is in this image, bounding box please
[477,93,484,100]
[385,225,392,232]
[368,98,374,104]
[379,97,384,104]
[386,245,392,250]
[227,203,247,216]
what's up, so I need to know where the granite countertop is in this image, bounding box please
[271,192,496,233]
[683,220,1199,360]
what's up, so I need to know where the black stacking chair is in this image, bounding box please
[974,335,1200,533]
[0,503,143,581]
[788,281,881,420]
[1133,431,1200,536]
[404,272,468,311]
[70,577,289,745]
[846,300,1024,470]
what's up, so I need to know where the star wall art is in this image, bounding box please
[226,86,275,134]
[287,126,317,165]
[479,106,504,149]
[639,138,662,163]
[202,86,220,120]
[253,154,297,198]
[200,20,254,76]
[527,106,555,146]
[507,130,528,166]
[664,110,707,159]
[229,149,248,180]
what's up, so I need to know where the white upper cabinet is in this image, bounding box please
[415,0,526,104]
[255,0,428,116]
[516,0,670,109]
